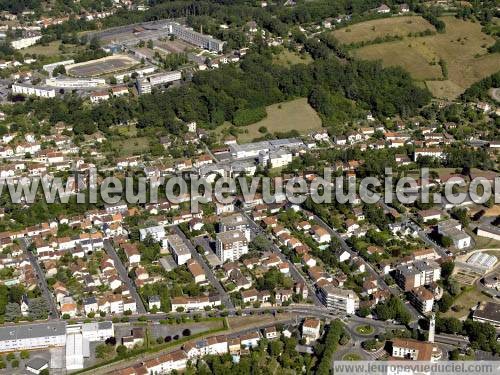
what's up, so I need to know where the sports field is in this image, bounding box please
[349,17,499,99]
[66,55,139,77]
[333,16,435,45]
[238,98,322,143]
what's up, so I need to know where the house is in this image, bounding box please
[148,295,161,311]
[144,350,188,374]
[302,318,321,344]
[264,326,278,340]
[302,254,317,268]
[241,288,259,304]
[376,4,391,13]
[183,335,228,358]
[90,90,109,103]
[418,209,442,223]
[310,225,331,244]
[187,259,206,283]
[472,301,500,328]
[240,332,261,348]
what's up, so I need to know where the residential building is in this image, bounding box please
[394,260,441,291]
[318,284,359,314]
[409,287,434,314]
[302,318,321,344]
[165,234,192,265]
[391,338,441,362]
[12,83,56,98]
[216,230,249,262]
[219,213,251,241]
[0,321,66,351]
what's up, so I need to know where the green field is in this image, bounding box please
[349,17,499,99]
[273,49,313,67]
[238,98,322,143]
[333,16,435,45]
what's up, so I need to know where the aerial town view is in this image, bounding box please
[0,0,498,374]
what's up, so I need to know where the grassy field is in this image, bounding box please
[442,286,492,319]
[273,49,313,66]
[350,17,499,99]
[22,41,62,56]
[110,137,150,156]
[333,16,435,45]
[238,98,322,143]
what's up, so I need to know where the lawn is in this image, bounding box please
[238,98,323,143]
[343,353,362,361]
[472,234,500,250]
[355,324,374,335]
[333,16,435,45]
[273,49,313,67]
[351,17,499,99]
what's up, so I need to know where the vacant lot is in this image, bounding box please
[238,98,322,143]
[333,16,435,44]
[351,17,499,99]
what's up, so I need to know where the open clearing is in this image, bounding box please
[238,98,322,143]
[350,17,499,99]
[333,16,435,45]
[66,54,139,77]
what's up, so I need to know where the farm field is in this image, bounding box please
[348,17,499,99]
[333,16,435,45]
[238,98,322,143]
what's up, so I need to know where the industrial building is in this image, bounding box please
[167,22,225,52]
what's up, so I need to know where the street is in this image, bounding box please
[171,226,235,310]
[103,239,147,314]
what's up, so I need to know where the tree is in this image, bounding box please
[28,297,49,320]
[441,236,453,248]
[11,359,19,368]
[5,302,21,322]
[182,329,191,337]
[20,350,29,359]
[116,345,127,357]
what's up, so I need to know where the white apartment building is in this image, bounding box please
[165,234,192,265]
[12,83,56,98]
[216,230,249,262]
[220,213,251,241]
[0,322,66,352]
[413,148,444,162]
[136,71,182,94]
[318,284,359,315]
